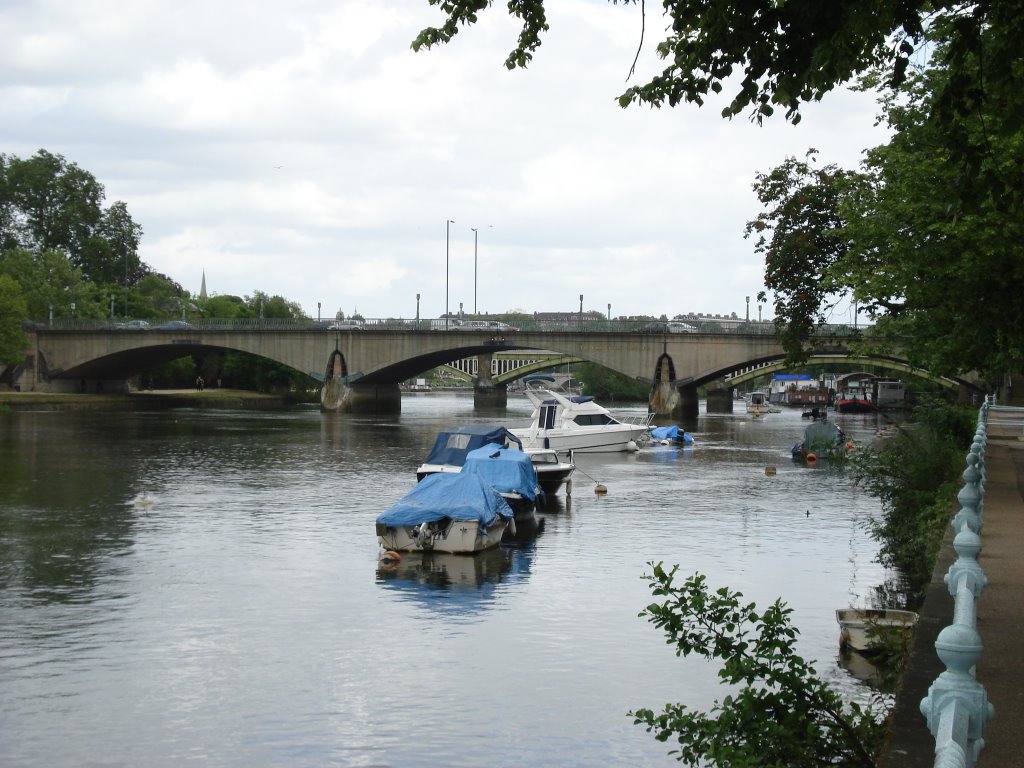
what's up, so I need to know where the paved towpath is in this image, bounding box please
[879,403,1024,768]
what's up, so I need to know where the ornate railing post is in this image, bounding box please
[920,406,995,768]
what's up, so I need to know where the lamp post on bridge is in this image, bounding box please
[445,219,454,329]
[416,293,420,327]
[607,303,611,322]
[579,294,584,329]
[746,295,750,323]
[471,227,478,316]
[317,302,321,323]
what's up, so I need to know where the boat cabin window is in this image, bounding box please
[572,414,616,426]
[540,405,558,430]
[444,434,473,450]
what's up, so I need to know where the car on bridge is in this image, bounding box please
[153,320,193,330]
[328,319,363,331]
[113,319,151,330]
[638,321,698,334]
[455,320,519,333]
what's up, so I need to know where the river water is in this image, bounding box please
[0,394,896,767]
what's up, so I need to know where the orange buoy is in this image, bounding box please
[806,452,818,464]
[594,483,608,495]
[379,550,402,565]
[765,465,777,476]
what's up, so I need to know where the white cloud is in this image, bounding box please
[2,0,888,321]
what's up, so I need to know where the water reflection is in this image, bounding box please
[376,547,516,615]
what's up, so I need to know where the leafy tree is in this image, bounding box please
[246,290,306,320]
[200,294,248,319]
[131,273,185,319]
[0,247,105,321]
[574,361,648,401]
[0,275,28,365]
[5,149,104,259]
[748,25,1024,382]
[631,566,886,767]
[413,1,1020,128]
[415,3,1023,382]
[1,150,144,293]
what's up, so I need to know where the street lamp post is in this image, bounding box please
[471,227,478,315]
[416,293,420,327]
[317,302,321,323]
[579,294,584,328]
[746,295,750,323]
[446,219,454,328]
[607,303,611,322]
[110,294,114,319]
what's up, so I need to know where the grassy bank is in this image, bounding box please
[0,388,293,411]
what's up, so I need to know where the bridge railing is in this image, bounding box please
[919,397,995,767]
[26,316,866,337]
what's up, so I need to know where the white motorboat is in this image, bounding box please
[525,448,575,495]
[836,608,919,653]
[744,391,781,416]
[511,389,653,453]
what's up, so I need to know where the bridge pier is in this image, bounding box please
[705,386,734,413]
[474,382,508,409]
[648,383,700,420]
[676,384,700,420]
[321,382,402,413]
[472,352,508,409]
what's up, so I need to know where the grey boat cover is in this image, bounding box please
[461,443,539,502]
[421,425,522,468]
[377,472,513,527]
[801,420,846,453]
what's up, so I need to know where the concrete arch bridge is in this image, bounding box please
[17,325,981,417]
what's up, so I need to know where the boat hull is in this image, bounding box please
[836,608,918,652]
[835,399,877,414]
[513,425,648,453]
[377,519,508,554]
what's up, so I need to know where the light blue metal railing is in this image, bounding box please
[919,396,996,767]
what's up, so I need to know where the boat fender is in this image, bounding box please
[660,439,670,445]
[594,483,608,495]
[626,440,639,452]
[508,518,516,536]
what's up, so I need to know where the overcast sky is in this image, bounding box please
[4,0,888,323]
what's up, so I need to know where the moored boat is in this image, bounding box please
[835,397,877,414]
[416,424,574,495]
[650,425,695,446]
[792,419,848,462]
[376,472,513,554]
[836,608,918,653]
[511,389,652,453]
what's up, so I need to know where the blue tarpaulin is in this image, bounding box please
[461,443,539,502]
[650,425,695,444]
[421,425,522,468]
[377,472,514,527]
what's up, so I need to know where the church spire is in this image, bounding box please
[199,270,208,300]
